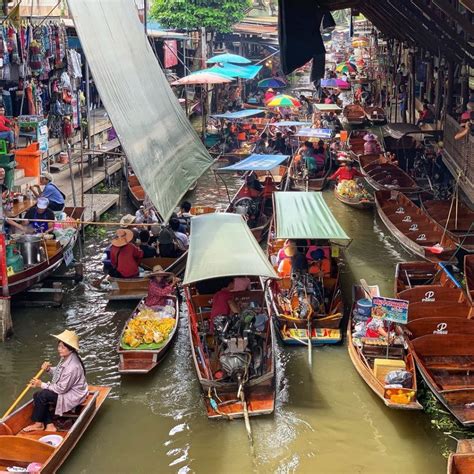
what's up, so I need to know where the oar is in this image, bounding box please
[359,278,373,300]
[2,367,45,420]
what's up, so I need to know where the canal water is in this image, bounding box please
[0,168,449,473]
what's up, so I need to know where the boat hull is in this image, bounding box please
[334,187,374,209]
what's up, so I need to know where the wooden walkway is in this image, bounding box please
[81,194,120,224]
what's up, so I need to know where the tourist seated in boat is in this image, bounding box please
[329,160,362,183]
[30,172,65,211]
[23,330,88,433]
[138,229,157,258]
[109,228,143,278]
[20,197,56,234]
[246,171,263,193]
[254,132,272,154]
[144,265,179,308]
[363,133,382,154]
[416,103,435,126]
[210,277,240,333]
[157,219,187,258]
[169,218,189,252]
[177,200,192,232]
[224,133,239,153]
[286,240,309,275]
[134,205,159,225]
[237,128,247,148]
[306,244,330,276]
[272,132,287,154]
[248,124,259,139]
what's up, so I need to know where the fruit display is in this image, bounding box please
[122,307,175,349]
[337,180,372,201]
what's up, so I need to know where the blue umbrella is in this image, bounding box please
[257,77,287,89]
[206,53,251,65]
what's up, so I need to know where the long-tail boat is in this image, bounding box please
[118,293,179,374]
[127,172,145,209]
[219,153,290,242]
[409,334,474,427]
[183,213,277,420]
[375,190,458,262]
[448,439,474,474]
[7,206,84,296]
[343,104,366,125]
[360,155,419,193]
[266,192,350,349]
[421,198,474,252]
[347,284,422,410]
[334,183,374,209]
[0,385,110,473]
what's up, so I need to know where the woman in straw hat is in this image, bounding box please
[145,265,179,308]
[109,228,143,278]
[23,330,88,432]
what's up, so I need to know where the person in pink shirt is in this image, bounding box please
[210,278,240,332]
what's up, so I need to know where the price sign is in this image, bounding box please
[371,296,409,325]
[63,248,74,267]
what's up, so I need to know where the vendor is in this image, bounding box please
[0,105,15,146]
[30,173,65,212]
[144,265,179,307]
[22,197,55,233]
[210,278,240,333]
[329,161,362,183]
[109,228,143,278]
[23,330,88,433]
[363,133,381,155]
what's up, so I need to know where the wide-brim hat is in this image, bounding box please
[40,172,54,182]
[112,229,134,247]
[51,329,80,351]
[363,133,377,141]
[120,214,136,228]
[150,264,173,278]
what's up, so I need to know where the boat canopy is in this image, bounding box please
[272,121,312,127]
[295,128,334,139]
[67,0,213,222]
[314,104,342,112]
[274,192,350,240]
[211,109,265,120]
[183,214,278,285]
[208,64,262,80]
[382,123,423,139]
[218,154,289,172]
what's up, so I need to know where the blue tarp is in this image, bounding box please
[208,64,262,80]
[219,154,289,172]
[272,121,312,127]
[295,128,334,139]
[212,109,265,120]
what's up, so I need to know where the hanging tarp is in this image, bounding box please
[295,128,334,139]
[67,0,213,221]
[183,214,277,285]
[314,104,342,112]
[208,64,262,80]
[211,109,265,120]
[274,192,349,240]
[219,154,289,172]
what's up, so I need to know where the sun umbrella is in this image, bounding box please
[257,77,287,89]
[206,53,251,65]
[321,78,351,89]
[352,37,369,48]
[171,71,233,85]
[336,62,357,74]
[267,94,301,107]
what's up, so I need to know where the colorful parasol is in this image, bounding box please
[321,78,351,89]
[257,77,287,89]
[336,62,357,74]
[266,94,301,107]
[352,37,369,48]
[171,71,233,85]
[206,53,251,65]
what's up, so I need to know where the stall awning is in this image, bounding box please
[274,192,349,240]
[208,64,262,80]
[314,104,342,112]
[219,154,289,172]
[183,214,277,285]
[272,121,312,127]
[295,128,334,139]
[211,109,265,120]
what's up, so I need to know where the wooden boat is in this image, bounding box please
[334,184,374,209]
[0,385,110,473]
[127,172,144,209]
[375,190,458,262]
[118,294,179,374]
[347,285,422,410]
[421,198,474,252]
[266,192,349,346]
[364,106,386,124]
[466,255,474,303]
[343,104,366,125]
[410,334,474,427]
[183,213,277,420]
[107,255,186,301]
[406,317,474,340]
[290,156,331,192]
[7,207,84,296]
[360,155,419,193]
[448,439,474,474]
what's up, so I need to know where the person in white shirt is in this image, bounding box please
[170,218,189,252]
[135,206,159,225]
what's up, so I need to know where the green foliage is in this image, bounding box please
[150,0,251,33]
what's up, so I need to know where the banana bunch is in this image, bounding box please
[122,309,175,348]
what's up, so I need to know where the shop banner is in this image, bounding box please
[371,296,409,325]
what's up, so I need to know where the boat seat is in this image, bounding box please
[427,364,474,372]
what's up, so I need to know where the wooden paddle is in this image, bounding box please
[1,367,45,420]
[359,278,373,300]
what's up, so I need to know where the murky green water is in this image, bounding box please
[0,170,449,473]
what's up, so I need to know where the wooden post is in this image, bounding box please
[434,63,442,120]
[426,56,433,103]
[446,60,454,117]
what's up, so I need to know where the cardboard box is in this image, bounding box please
[373,358,406,384]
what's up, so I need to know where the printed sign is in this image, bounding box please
[371,296,409,325]
[63,248,74,267]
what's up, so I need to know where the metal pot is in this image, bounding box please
[15,235,44,266]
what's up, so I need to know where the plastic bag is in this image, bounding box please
[385,370,412,388]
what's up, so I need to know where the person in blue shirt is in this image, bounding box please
[31,172,65,211]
